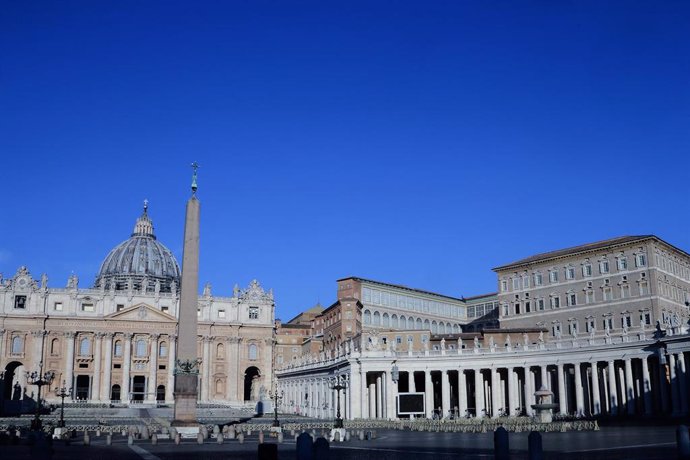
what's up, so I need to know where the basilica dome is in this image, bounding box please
[95,202,181,293]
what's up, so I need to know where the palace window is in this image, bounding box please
[621,315,632,328]
[567,293,577,307]
[582,264,592,277]
[550,296,560,309]
[566,267,575,280]
[617,257,628,271]
[81,303,94,312]
[11,336,23,354]
[586,318,595,333]
[501,280,508,292]
[602,287,613,301]
[639,281,649,296]
[512,278,520,290]
[534,273,543,286]
[636,254,647,267]
[522,276,530,289]
[603,317,614,330]
[568,321,578,335]
[54,302,63,311]
[159,342,168,357]
[249,306,259,319]
[135,339,146,357]
[50,338,60,355]
[248,344,258,361]
[599,260,610,274]
[586,290,595,304]
[79,338,91,356]
[114,340,123,357]
[641,311,651,326]
[549,271,559,283]
[621,285,630,298]
[216,343,224,359]
[218,309,226,318]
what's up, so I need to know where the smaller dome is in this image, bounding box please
[95,201,181,293]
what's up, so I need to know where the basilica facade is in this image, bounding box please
[0,204,275,408]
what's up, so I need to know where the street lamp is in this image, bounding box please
[55,381,72,428]
[268,386,284,427]
[25,362,55,431]
[330,373,347,428]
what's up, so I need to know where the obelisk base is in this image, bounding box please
[172,374,199,427]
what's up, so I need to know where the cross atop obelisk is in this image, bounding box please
[172,163,201,427]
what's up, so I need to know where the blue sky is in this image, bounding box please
[1,1,688,321]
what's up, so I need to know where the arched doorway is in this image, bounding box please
[243,366,261,401]
[111,384,121,401]
[75,375,90,400]
[156,385,165,402]
[3,362,26,401]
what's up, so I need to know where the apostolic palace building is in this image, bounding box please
[2,201,690,422]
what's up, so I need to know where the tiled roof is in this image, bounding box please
[337,276,464,302]
[493,235,655,271]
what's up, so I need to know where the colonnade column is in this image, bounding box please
[677,353,688,415]
[670,354,679,415]
[458,370,467,417]
[607,360,618,415]
[591,362,601,415]
[409,371,416,392]
[624,358,634,416]
[490,368,500,418]
[92,333,103,401]
[424,371,433,418]
[659,355,669,413]
[641,356,652,416]
[540,365,549,390]
[122,333,132,403]
[361,371,369,419]
[349,367,360,419]
[64,332,76,397]
[574,363,584,416]
[507,368,516,417]
[557,363,566,415]
[147,334,159,402]
[101,333,113,402]
[376,374,383,418]
[442,370,451,419]
[474,369,484,418]
[368,379,376,418]
[525,367,534,416]
[387,371,397,420]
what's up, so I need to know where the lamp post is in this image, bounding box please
[330,373,347,428]
[55,381,72,428]
[268,386,284,427]
[25,362,55,431]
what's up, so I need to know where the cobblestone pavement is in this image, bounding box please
[1,425,679,460]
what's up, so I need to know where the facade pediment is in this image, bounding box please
[104,303,175,322]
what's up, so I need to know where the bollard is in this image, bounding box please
[106,434,112,446]
[345,431,351,441]
[258,443,278,460]
[174,433,181,445]
[169,427,177,440]
[296,432,314,460]
[528,431,543,460]
[238,432,245,444]
[151,433,158,445]
[197,433,204,445]
[141,426,149,440]
[314,437,330,460]
[334,431,340,442]
[358,431,364,441]
[96,429,101,437]
[278,432,284,443]
[494,427,509,460]
[259,430,264,444]
[677,425,690,460]
[127,435,134,446]
[83,433,90,446]
[217,433,224,444]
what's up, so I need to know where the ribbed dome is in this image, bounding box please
[95,202,181,293]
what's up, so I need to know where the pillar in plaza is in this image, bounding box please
[387,371,397,420]
[200,336,211,401]
[540,365,549,390]
[591,362,601,415]
[369,381,376,418]
[659,354,670,414]
[361,371,369,419]
[64,332,76,394]
[409,371,416,392]
[474,369,485,418]
[424,370,434,418]
[173,163,202,426]
[376,374,383,418]
[557,364,567,415]
[349,367,361,419]
[507,368,516,416]
[458,370,468,417]
[624,358,635,415]
[147,334,160,402]
[490,368,500,418]
[92,333,103,401]
[678,353,688,415]
[122,333,133,402]
[101,333,113,401]
[670,354,680,415]
[166,335,176,401]
[525,367,535,416]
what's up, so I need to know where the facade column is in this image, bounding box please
[92,333,103,401]
[591,362,601,415]
[557,363,567,415]
[424,370,434,418]
[458,369,468,417]
[490,368,500,418]
[540,365,549,390]
[442,370,451,419]
[526,367,535,416]
[360,371,368,419]
[349,367,360,419]
[624,358,635,415]
[607,360,618,416]
[147,334,160,402]
[409,371,416,392]
[0,330,5,366]
[31,331,44,367]
[659,354,669,414]
[474,369,485,418]
[101,333,113,401]
[368,380,376,418]
[201,337,211,402]
[507,367,516,417]
[678,352,688,415]
[122,333,133,403]
[641,356,652,415]
[670,353,680,415]
[376,374,383,418]
[64,332,76,397]
[225,338,238,402]
[574,363,584,416]
[166,335,176,402]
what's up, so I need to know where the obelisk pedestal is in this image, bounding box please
[172,166,201,429]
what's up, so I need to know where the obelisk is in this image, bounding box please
[173,162,201,426]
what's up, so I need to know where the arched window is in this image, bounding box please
[407,317,414,329]
[431,321,438,334]
[50,338,60,355]
[159,342,168,358]
[215,379,223,394]
[135,339,146,357]
[216,343,225,359]
[373,311,381,326]
[11,336,23,354]
[114,340,123,357]
[453,324,460,334]
[363,310,371,324]
[248,343,258,361]
[400,315,407,329]
[391,314,399,328]
[415,318,422,330]
[382,313,390,327]
[79,338,91,356]
[425,319,431,331]
[438,322,445,334]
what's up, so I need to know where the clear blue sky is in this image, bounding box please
[1,1,688,321]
